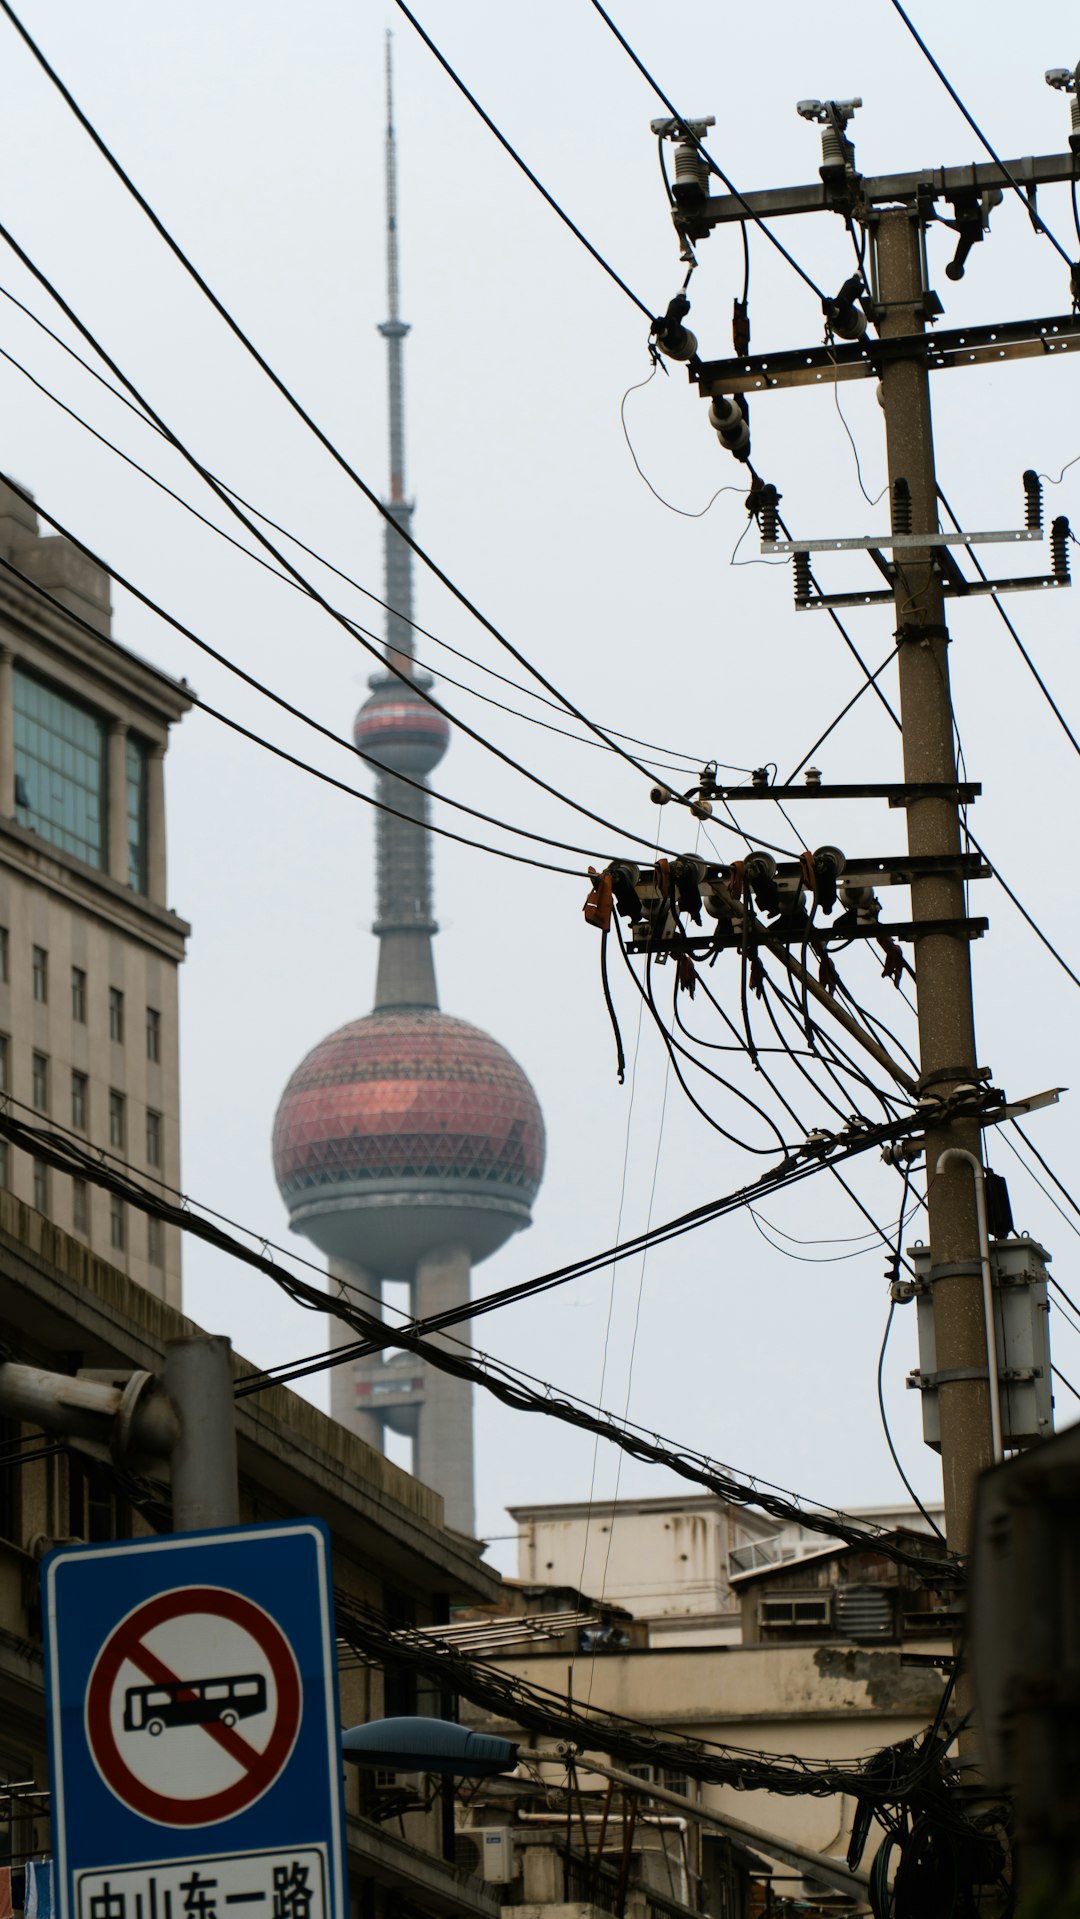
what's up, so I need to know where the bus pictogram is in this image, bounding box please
[123,1672,268,1736]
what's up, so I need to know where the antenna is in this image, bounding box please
[376,30,415,671]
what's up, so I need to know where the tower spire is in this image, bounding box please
[377,32,414,675]
[357,35,449,1013]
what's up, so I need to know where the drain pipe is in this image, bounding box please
[935,1149,1004,1463]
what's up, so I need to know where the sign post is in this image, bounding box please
[43,1521,346,1919]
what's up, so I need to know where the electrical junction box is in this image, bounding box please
[906,1236,1053,1451]
[455,1829,516,1883]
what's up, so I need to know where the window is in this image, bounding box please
[31,1052,49,1113]
[146,1110,162,1168]
[71,1071,89,1132]
[0,927,7,984]
[146,1007,161,1063]
[759,1595,832,1631]
[0,1143,8,1191]
[71,966,87,1023]
[72,1177,88,1234]
[32,946,47,1003]
[147,1214,163,1266]
[108,1091,125,1150]
[126,735,149,894]
[109,1193,124,1251]
[0,1035,8,1093]
[13,666,106,868]
[32,1158,48,1212]
[109,987,124,1044]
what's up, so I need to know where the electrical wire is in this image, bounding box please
[620,365,744,518]
[0,336,702,781]
[775,507,903,735]
[827,349,888,509]
[586,0,827,304]
[937,485,1080,761]
[0,232,691,869]
[0,1100,964,1580]
[392,0,654,320]
[329,1588,960,1801]
[785,647,900,784]
[0,10,690,810]
[1051,1361,1080,1404]
[963,821,1080,996]
[1009,1119,1080,1229]
[998,1129,1080,1248]
[886,0,1076,271]
[1,477,640,870]
[0,280,732,780]
[0,544,584,880]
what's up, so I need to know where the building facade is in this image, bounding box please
[0,480,190,1305]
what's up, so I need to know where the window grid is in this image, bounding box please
[32,1158,48,1213]
[32,946,47,1003]
[109,988,124,1044]
[108,1090,125,1150]
[109,1193,124,1251]
[0,1035,8,1094]
[13,667,106,869]
[146,1110,162,1168]
[31,1052,49,1114]
[146,1007,161,1063]
[72,1178,88,1235]
[0,928,7,984]
[0,1142,8,1191]
[147,1214,163,1267]
[71,1071,89,1132]
[71,966,87,1023]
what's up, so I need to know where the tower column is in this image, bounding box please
[328,1258,386,1455]
[412,1245,474,1536]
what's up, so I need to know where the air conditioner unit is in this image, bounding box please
[455,1829,516,1884]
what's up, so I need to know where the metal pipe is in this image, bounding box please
[935,1148,1005,1462]
[530,1752,871,1903]
[164,1335,240,1530]
[0,1362,177,1462]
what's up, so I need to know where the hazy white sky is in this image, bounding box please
[2,0,1078,1571]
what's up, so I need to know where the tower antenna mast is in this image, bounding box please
[378,30,414,672]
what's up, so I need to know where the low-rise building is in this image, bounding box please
[0,1188,505,1919]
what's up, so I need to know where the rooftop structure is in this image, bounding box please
[273,41,544,1534]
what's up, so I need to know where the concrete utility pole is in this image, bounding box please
[875,208,994,1554]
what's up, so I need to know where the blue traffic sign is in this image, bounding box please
[43,1520,346,1919]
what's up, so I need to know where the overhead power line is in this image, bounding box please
[0,2,696,810]
[0,548,581,879]
[886,0,1077,273]
[0,479,622,871]
[0,284,726,778]
[585,0,827,303]
[0,1097,961,1583]
[393,0,654,320]
[0,224,684,866]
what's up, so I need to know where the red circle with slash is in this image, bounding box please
[86,1586,302,1826]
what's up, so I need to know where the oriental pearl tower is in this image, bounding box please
[272,41,545,1536]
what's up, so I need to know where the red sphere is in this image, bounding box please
[273,1009,545,1272]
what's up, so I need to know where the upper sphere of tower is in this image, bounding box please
[354,673,450,778]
